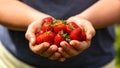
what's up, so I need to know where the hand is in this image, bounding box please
[25,17,61,60]
[58,17,96,59]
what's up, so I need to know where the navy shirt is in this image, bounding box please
[0,0,115,68]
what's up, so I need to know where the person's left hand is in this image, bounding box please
[58,17,96,60]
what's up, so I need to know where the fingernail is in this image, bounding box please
[60,41,69,49]
[70,41,74,45]
[43,43,49,48]
[70,40,77,46]
[51,47,57,51]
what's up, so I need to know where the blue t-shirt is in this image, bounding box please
[0,0,116,68]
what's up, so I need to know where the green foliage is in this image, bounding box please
[114,25,120,68]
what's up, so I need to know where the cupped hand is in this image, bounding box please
[58,17,96,59]
[25,18,62,61]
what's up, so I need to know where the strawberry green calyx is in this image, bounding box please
[60,30,70,42]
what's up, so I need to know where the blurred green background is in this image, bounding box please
[115,25,120,68]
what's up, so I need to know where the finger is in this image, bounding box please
[42,45,58,57]
[85,23,96,41]
[58,47,70,58]
[58,57,66,62]
[60,41,78,57]
[70,40,90,52]
[49,52,61,60]
[29,42,50,55]
[28,33,36,46]
[25,24,36,41]
[25,19,42,41]
[25,28,36,45]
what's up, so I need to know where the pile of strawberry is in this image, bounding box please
[35,17,86,46]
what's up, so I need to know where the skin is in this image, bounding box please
[25,18,95,61]
[0,0,120,62]
[0,0,51,31]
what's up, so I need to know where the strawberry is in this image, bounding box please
[41,22,53,32]
[70,28,83,41]
[54,30,70,46]
[42,17,53,25]
[54,32,65,46]
[36,35,43,44]
[53,24,66,34]
[36,31,55,45]
[53,20,66,34]
[66,22,79,34]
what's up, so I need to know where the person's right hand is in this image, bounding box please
[25,17,62,61]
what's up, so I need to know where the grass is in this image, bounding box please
[114,25,120,68]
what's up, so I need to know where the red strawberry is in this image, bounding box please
[53,20,66,33]
[53,24,66,34]
[36,31,55,45]
[41,22,53,32]
[42,17,53,25]
[36,35,43,44]
[70,28,83,41]
[54,30,70,46]
[66,22,79,34]
[54,32,65,46]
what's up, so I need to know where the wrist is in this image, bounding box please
[68,16,94,29]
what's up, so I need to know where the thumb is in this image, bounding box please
[29,34,36,45]
[25,29,36,45]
